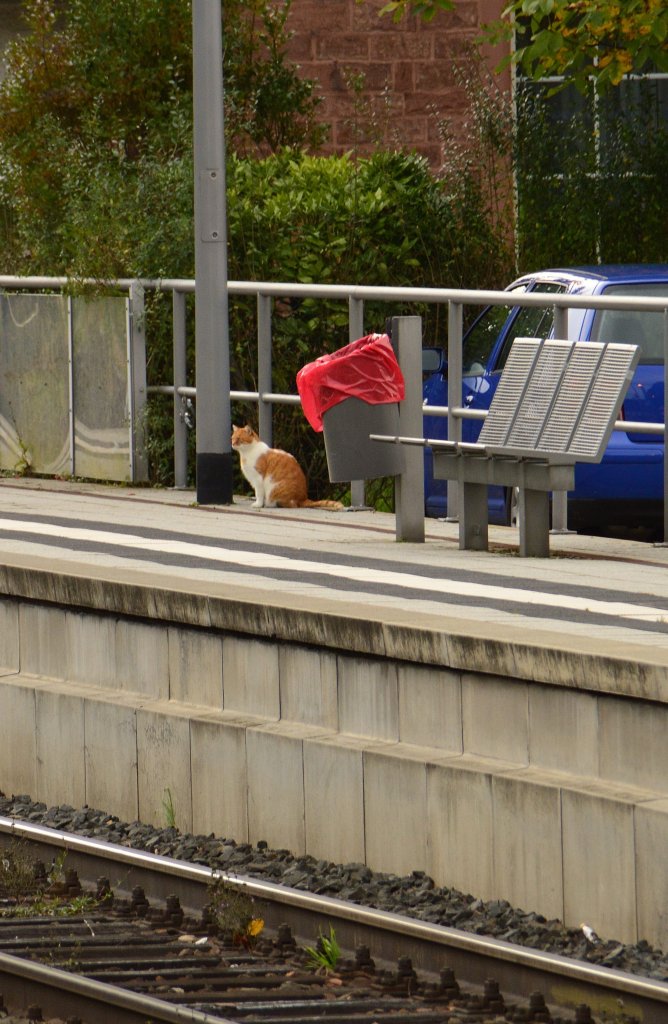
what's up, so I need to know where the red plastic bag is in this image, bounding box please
[296,333,405,432]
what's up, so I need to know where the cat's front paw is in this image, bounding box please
[251,500,263,508]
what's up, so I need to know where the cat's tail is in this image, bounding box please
[299,499,344,511]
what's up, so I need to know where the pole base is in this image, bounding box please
[196,451,234,505]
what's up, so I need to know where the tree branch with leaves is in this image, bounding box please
[363,0,668,92]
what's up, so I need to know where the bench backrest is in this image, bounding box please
[478,337,639,463]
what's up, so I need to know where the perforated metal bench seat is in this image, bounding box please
[372,337,639,557]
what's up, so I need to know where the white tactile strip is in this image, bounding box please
[0,514,667,647]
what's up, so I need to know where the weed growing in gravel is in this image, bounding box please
[0,839,38,901]
[1,843,109,918]
[206,874,264,946]
[162,787,177,828]
[304,924,341,973]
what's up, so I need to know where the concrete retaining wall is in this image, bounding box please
[0,565,666,948]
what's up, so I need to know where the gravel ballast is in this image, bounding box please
[1,792,666,983]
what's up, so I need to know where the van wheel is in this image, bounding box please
[505,486,520,528]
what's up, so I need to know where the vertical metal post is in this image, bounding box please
[257,293,272,446]
[551,301,571,533]
[446,301,463,521]
[128,280,148,482]
[348,297,364,341]
[663,307,668,544]
[394,316,425,542]
[553,303,568,340]
[348,296,366,509]
[66,296,75,478]
[172,290,188,489]
[192,0,233,503]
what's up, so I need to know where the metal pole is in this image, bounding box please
[172,290,188,489]
[348,296,366,509]
[663,307,668,544]
[192,0,234,503]
[66,296,75,478]
[128,280,148,482]
[446,300,463,521]
[257,294,272,446]
[394,316,425,542]
[551,301,571,533]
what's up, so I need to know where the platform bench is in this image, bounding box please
[372,336,639,557]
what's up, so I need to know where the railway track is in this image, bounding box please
[1,815,667,1023]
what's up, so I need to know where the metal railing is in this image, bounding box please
[0,275,666,538]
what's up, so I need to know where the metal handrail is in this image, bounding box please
[0,275,666,538]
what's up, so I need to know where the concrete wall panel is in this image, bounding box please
[279,645,338,729]
[528,686,598,776]
[599,696,668,792]
[338,656,398,740]
[223,637,279,719]
[562,787,637,943]
[364,747,428,876]
[84,699,138,821]
[462,674,528,765]
[19,604,67,679]
[0,679,36,796]
[246,724,307,853]
[304,735,365,864]
[116,620,169,699]
[35,689,85,809]
[635,799,668,951]
[168,627,223,708]
[67,611,116,688]
[191,715,249,841]
[398,663,462,752]
[492,771,563,920]
[0,598,19,672]
[137,708,192,832]
[427,758,498,900]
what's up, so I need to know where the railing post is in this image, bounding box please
[66,296,75,478]
[663,306,668,545]
[257,293,272,446]
[129,280,149,482]
[172,290,188,489]
[553,303,568,340]
[394,315,425,542]
[551,301,572,534]
[446,300,463,521]
[348,296,366,509]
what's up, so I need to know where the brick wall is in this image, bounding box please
[285,0,510,168]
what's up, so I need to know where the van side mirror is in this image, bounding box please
[422,347,445,375]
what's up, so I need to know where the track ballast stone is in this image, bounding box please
[1,793,666,982]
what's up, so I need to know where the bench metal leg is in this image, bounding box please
[460,481,489,551]
[519,489,550,557]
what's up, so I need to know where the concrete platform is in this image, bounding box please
[0,478,666,949]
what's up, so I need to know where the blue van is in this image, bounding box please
[422,265,668,532]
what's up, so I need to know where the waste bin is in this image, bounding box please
[296,333,406,482]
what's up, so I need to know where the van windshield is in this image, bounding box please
[591,284,668,363]
[462,281,565,375]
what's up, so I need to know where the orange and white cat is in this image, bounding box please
[231,424,343,510]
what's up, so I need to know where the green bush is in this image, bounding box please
[0,0,512,499]
[141,148,510,495]
[222,149,509,501]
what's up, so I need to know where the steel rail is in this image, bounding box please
[2,816,667,1023]
[0,950,234,1024]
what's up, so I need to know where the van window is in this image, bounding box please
[462,303,515,375]
[493,282,566,371]
[592,284,668,363]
